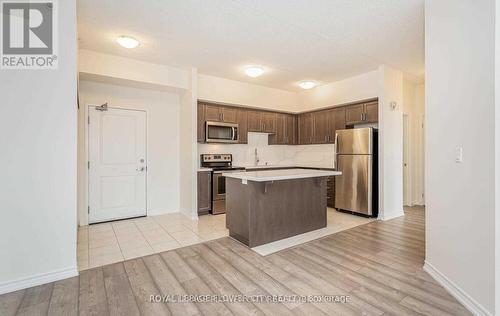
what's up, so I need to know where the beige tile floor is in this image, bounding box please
[77,212,228,270]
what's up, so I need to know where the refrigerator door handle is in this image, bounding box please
[334,133,339,169]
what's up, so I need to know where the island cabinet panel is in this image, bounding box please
[312,110,330,144]
[247,111,262,132]
[197,171,212,215]
[261,112,277,133]
[236,109,248,144]
[205,104,222,121]
[197,103,205,143]
[327,176,336,208]
[298,113,313,144]
[226,177,327,247]
[364,101,378,123]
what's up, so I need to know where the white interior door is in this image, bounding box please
[88,106,147,223]
[403,114,410,206]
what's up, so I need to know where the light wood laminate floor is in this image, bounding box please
[0,207,472,315]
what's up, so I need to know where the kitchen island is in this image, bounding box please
[223,169,341,247]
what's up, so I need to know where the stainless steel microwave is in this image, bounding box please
[205,121,239,143]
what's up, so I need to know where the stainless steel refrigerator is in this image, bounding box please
[334,128,378,217]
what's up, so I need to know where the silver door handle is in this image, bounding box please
[137,167,145,172]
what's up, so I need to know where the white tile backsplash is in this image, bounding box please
[198,132,336,168]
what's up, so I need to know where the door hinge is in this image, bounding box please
[88,116,90,124]
[87,161,90,169]
[87,206,90,214]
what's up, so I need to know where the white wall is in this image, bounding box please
[0,0,78,294]
[402,81,425,206]
[77,80,181,225]
[79,50,190,90]
[425,1,495,314]
[299,70,379,111]
[180,68,199,220]
[496,1,500,314]
[378,65,404,220]
[198,74,300,112]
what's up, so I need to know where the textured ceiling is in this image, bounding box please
[77,0,424,91]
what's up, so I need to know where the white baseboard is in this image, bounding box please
[381,209,404,221]
[423,261,493,316]
[0,266,78,295]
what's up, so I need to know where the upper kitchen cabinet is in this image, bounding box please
[261,112,277,133]
[345,103,365,125]
[274,113,296,145]
[247,110,262,132]
[203,104,237,123]
[363,100,378,123]
[236,109,248,144]
[298,112,313,144]
[247,110,277,133]
[197,103,206,143]
[328,107,346,141]
[312,110,330,143]
[345,100,378,125]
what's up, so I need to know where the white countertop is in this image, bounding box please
[223,168,341,182]
[198,168,213,172]
[243,164,335,170]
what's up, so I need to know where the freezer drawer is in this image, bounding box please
[336,128,373,155]
[334,154,373,215]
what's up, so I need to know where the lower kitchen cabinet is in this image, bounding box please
[197,171,212,215]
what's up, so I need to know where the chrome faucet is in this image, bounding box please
[254,148,260,166]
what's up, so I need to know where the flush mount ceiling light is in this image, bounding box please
[245,66,265,78]
[116,36,140,49]
[298,81,317,90]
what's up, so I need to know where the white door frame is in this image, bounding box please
[81,104,148,225]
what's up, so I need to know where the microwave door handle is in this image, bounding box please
[232,127,236,141]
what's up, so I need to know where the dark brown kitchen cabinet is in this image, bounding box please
[197,171,212,215]
[204,104,221,122]
[236,109,248,144]
[220,107,237,123]
[203,104,237,123]
[197,103,205,143]
[364,101,378,123]
[261,112,277,133]
[247,111,262,132]
[285,114,297,144]
[274,114,296,145]
[345,101,378,125]
[298,113,313,144]
[328,107,346,142]
[345,103,365,125]
[312,110,330,143]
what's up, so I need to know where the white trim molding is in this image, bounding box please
[0,266,78,295]
[423,261,493,316]
[381,209,404,221]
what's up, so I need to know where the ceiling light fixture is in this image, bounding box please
[116,36,140,49]
[245,66,265,78]
[298,81,317,90]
